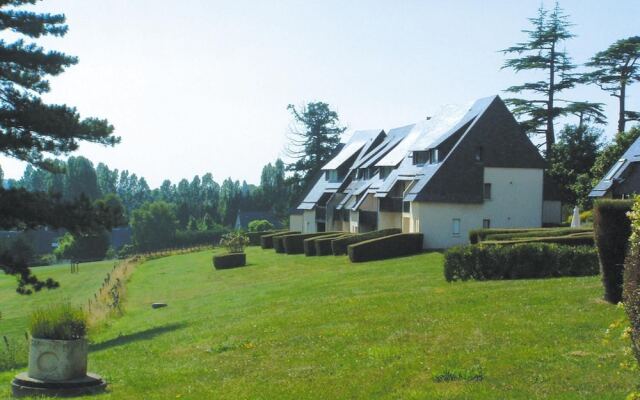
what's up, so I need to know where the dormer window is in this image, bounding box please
[325,170,339,182]
[413,151,429,165]
[430,148,439,163]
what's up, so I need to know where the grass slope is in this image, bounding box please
[0,248,635,399]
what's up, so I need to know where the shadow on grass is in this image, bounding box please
[90,322,187,352]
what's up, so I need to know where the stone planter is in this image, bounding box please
[28,338,88,381]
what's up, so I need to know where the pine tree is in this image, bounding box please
[501,2,598,156]
[584,36,640,134]
[0,1,121,293]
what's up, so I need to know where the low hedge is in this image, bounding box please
[260,231,298,249]
[469,228,538,244]
[283,232,340,255]
[273,234,290,253]
[483,227,592,242]
[213,252,246,269]
[348,233,423,263]
[480,232,595,247]
[594,199,634,303]
[247,230,285,246]
[443,243,598,282]
[332,228,401,255]
[315,234,353,256]
[304,233,344,256]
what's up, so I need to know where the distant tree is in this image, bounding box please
[248,219,274,232]
[0,0,120,293]
[285,102,345,193]
[54,230,110,261]
[64,156,100,200]
[590,125,640,186]
[501,2,599,156]
[130,201,177,252]
[584,36,640,134]
[96,162,119,196]
[548,124,602,206]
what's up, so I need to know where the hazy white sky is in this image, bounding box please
[1,0,638,186]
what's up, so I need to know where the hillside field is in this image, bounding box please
[0,247,635,399]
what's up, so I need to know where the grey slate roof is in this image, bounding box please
[589,134,640,197]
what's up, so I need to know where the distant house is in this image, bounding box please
[234,210,283,231]
[590,135,640,199]
[292,95,561,249]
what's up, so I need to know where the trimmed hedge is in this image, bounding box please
[247,229,285,246]
[213,252,246,269]
[348,233,423,263]
[315,234,353,256]
[260,231,299,249]
[483,227,592,242]
[443,243,598,282]
[332,228,402,256]
[481,232,595,247]
[273,234,290,253]
[624,198,640,365]
[283,232,340,255]
[594,199,634,303]
[304,233,344,256]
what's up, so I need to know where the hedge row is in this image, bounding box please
[260,231,299,249]
[444,243,598,282]
[623,198,640,365]
[594,199,634,303]
[483,227,592,242]
[213,252,246,269]
[315,234,353,256]
[469,228,539,244]
[247,230,285,246]
[348,233,423,263]
[283,232,341,254]
[480,232,595,247]
[332,228,402,255]
[304,233,344,256]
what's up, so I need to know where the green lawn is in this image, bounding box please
[0,247,635,399]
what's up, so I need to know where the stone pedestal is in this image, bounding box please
[12,372,106,397]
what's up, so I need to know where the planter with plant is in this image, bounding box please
[214,231,249,269]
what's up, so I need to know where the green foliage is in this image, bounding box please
[314,234,352,256]
[29,303,87,340]
[259,231,298,249]
[433,364,484,383]
[624,197,640,366]
[283,232,340,255]
[174,229,226,249]
[481,232,595,247]
[248,219,274,232]
[53,230,110,262]
[212,252,246,269]
[348,233,423,263]
[130,201,178,252]
[591,126,640,187]
[594,199,634,303]
[273,235,287,253]
[444,243,598,282]
[303,233,343,256]
[483,227,592,241]
[219,231,249,254]
[331,228,402,255]
[246,230,283,246]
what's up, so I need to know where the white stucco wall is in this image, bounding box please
[289,214,303,232]
[302,210,316,233]
[378,211,401,230]
[410,167,543,249]
[542,200,562,224]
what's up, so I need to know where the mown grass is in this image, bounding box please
[0,248,636,399]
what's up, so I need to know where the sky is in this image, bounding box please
[1,0,638,187]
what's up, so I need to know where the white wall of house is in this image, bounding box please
[378,211,401,230]
[302,210,316,233]
[410,167,543,249]
[289,214,303,232]
[542,200,562,225]
[349,210,359,233]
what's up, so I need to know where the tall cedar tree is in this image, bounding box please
[0,0,122,293]
[501,2,603,156]
[285,102,345,199]
[584,36,640,134]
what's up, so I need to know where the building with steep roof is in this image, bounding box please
[589,134,640,199]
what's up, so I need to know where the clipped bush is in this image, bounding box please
[248,219,274,232]
[315,234,352,256]
[247,230,285,246]
[468,228,579,244]
[213,253,246,269]
[283,232,340,255]
[481,232,595,247]
[483,227,592,242]
[624,197,640,365]
[273,235,288,253]
[304,233,343,256]
[29,303,87,340]
[443,243,598,282]
[332,228,401,255]
[348,233,423,263]
[260,231,298,249]
[594,199,634,303]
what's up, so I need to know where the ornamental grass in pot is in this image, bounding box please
[213,231,249,269]
[27,303,88,381]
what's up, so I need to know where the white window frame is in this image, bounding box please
[452,218,461,236]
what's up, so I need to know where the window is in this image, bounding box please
[430,148,439,163]
[380,166,393,179]
[413,151,429,165]
[452,218,461,236]
[483,183,492,200]
[604,159,626,180]
[483,219,491,229]
[475,146,483,162]
[325,170,338,182]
